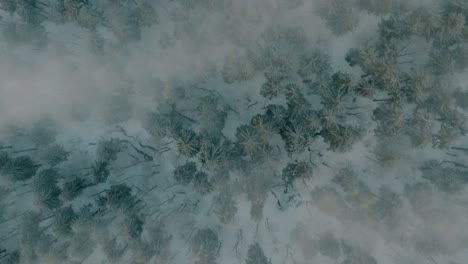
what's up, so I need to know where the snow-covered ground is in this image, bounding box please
[0,0,468,264]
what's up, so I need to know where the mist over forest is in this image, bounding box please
[1,0,468,263]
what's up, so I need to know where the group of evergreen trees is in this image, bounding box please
[0,0,468,263]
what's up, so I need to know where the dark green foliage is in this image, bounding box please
[420,160,468,193]
[250,114,278,143]
[173,161,198,185]
[196,95,228,135]
[373,105,405,137]
[198,137,226,170]
[265,104,287,128]
[280,118,314,154]
[35,168,58,186]
[62,177,88,201]
[41,144,68,167]
[236,124,261,154]
[353,79,376,98]
[74,203,97,228]
[345,48,368,68]
[251,144,280,167]
[378,15,410,41]
[0,0,17,14]
[33,186,63,212]
[142,111,176,138]
[316,0,359,36]
[32,169,62,211]
[285,84,310,115]
[0,151,10,169]
[53,206,77,236]
[402,70,431,104]
[2,155,39,182]
[433,11,466,47]
[191,228,220,264]
[260,77,283,99]
[433,124,460,149]
[246,243,270,264]
[427,48,457,75]
[375,39,402,64]
[282,161,312,192]
[321,86,349,112]
[410,7,442,39]
[1,250,20,264]
[331,72,354,93]
[96,139,123,163]
[321,125,362,152]
[124,214,144,240]
[404,110,433,147]
[174,128,200,157]
[92,160,110,184]
[439,108,466,131]
[193,171,212,194]
[98,184,137,212]
[298,49,331,78]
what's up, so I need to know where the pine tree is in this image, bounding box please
[191,228,220,264]
[427,48,457,75]
[316,0,359,36]
[2,155,39,182]
[353,79,376,98]
[321,125,362,152]
[98,184,137,213]
[193,171,212,194]
[213,190,237,224]
[282,161,312,192]
[174,128,200,157]
[236,124,261,154]
[280,118,312,154]
[92,160,110,184]
[250,114,277,143]
[420,160,468,193]
[173,161,198,185]
[246,243,270,264]
[53,206,77,236]
[62,177,88,201]
[124,214,144,240]
[265,104,287,128]
[297,49,331,78]
[40,144,68,167]
[96,139,123,164]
